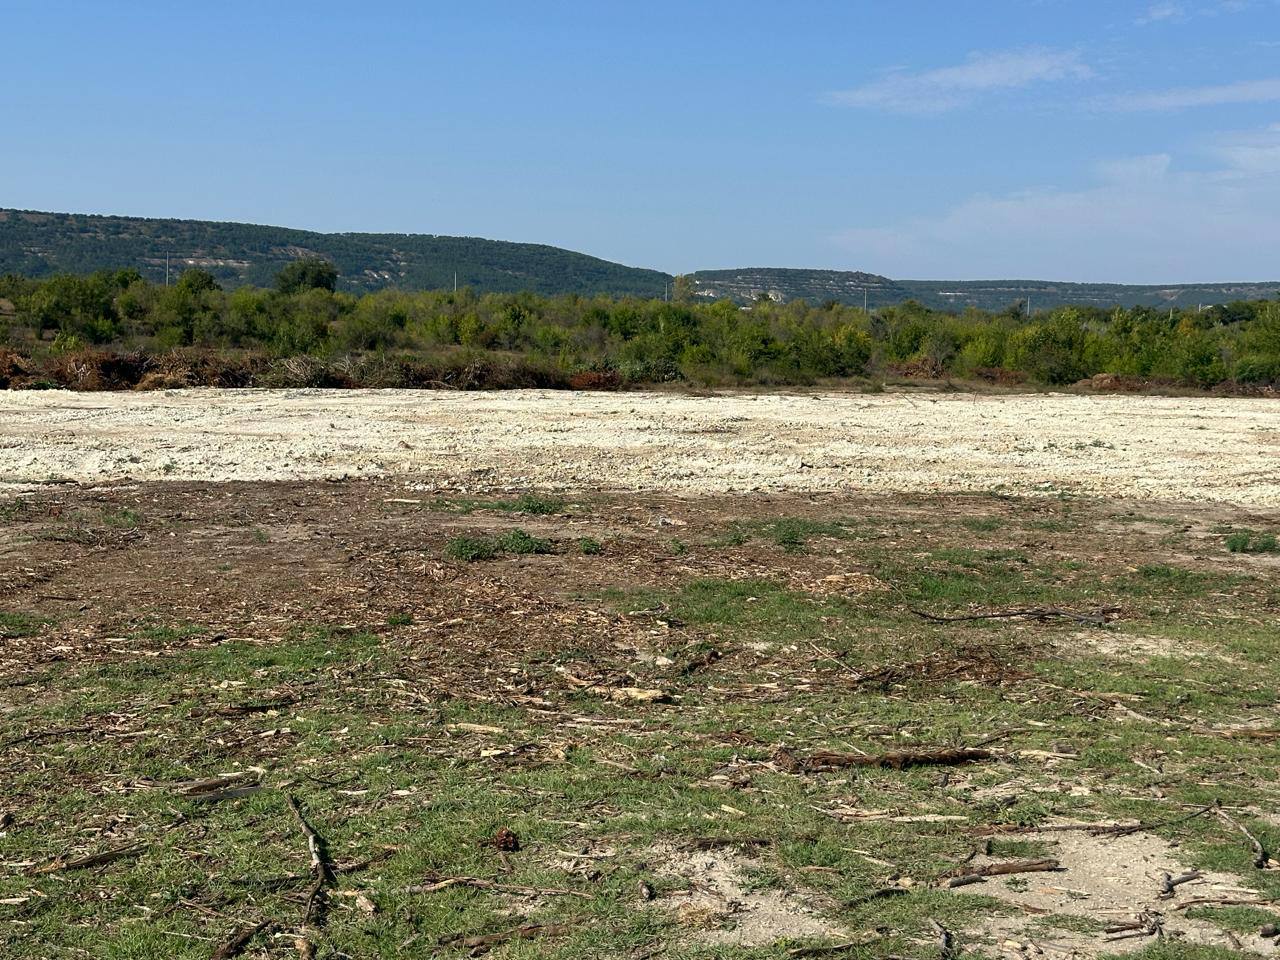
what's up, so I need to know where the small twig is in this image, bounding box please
[843,887,908,909]
[211,920,273,960]
[440,919,581,956]
[1218,808,1269,869]
[909,605,1120,627]
[402,876,592,899]
[30,842,146,874]
[2,725,94,748]
[1172,896,1279,912]
[285,794,332,925]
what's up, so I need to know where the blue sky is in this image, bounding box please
[3,0,1279,282]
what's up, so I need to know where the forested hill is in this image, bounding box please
[690,269,1280,311]
[5,208,1278,310]
[0,209,672,298]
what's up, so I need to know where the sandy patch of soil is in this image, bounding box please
[1065,629,1227,661]
[958,830,1279,957]
[650,844,844,947]
[0,388,1277,503]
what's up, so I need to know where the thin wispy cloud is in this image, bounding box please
[1109,77,1280,110]
[824,48,1091,114]
[829,123,1280,282]
[1136,2,1187,24]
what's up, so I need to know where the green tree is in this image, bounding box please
[276,258,338,295]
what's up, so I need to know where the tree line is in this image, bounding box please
[1,262,1278,389]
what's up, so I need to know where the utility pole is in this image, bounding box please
[165,253,170,287]
[453,271,457,293]
[863,287,868,312]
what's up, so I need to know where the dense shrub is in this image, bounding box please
[1,270,1278,390]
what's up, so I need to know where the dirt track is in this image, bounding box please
[1,388,1277,504]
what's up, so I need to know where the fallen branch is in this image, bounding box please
[1104,911,1162,942]
[211,919,273,960]
[981,802,1218,839]
[843,887,908,909]
[440,919,580,956]
[402,876,592,899]
[910,606,1120,627]
[30,842,145,874]
[944,858,1062,888]
[1172,896,1279,912]
[1158,869,1203,899]
[801,746,995,772]
[2,725,93,749]
[285,794,333,925]
[931,920,958,960]
[1218,808,1269,869]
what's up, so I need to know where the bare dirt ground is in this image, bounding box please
[1,388,1277,503]
[2,390,1279,958]
[2,479,1279,958]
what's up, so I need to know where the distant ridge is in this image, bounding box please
[0,208,671,298]
[3,208,1278,310]
[691,269,1280,311]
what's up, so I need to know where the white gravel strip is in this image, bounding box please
[0,388,1277,504]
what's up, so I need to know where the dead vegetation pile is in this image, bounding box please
[0,347,578,392]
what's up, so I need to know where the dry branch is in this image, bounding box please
[285,794,333,925]
[211,920,273,960]
[30,842,145,874]
[1218,808,1269,869]
[1158,869,1203,899]
[402,876,591,899]
[944,858,1062,887]
[931,920,958,960]
[440,919,580,956]
[910,606,1120,627]
[800,746,995,772]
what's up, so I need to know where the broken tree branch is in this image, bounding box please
[285,794,332,925]
[211,920,274,960]
[1218,808,1269,869]
[910,606,1120,627]
[1158,869,1203,899]
[402,876,592,899]
[440,919,580,956]
[799,745,995,772]
[944,858,1062,888]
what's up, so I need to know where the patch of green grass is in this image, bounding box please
[628,578,843,638]
[504,493,565,515]
[717,516,854,553]
[387,611,413,626]
[1226,530,1279,554]
[577,537,603,556]
[0,611,49,638]
[445,534,501,561]
[446,529,554,561]
[960,516,1003,532]
[435,493,568,516]
[497,529,553,555]
[250,526,269,544]
[101,507,141,529]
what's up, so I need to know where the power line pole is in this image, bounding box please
[165,253,170,287]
